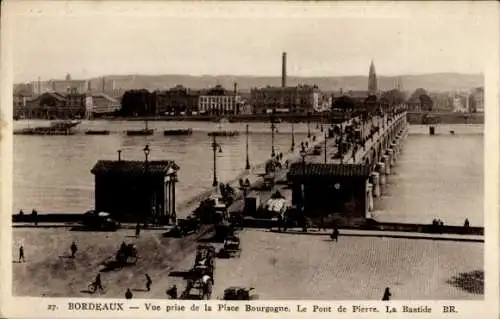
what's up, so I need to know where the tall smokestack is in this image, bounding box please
[282,52,287,88]
[101,77,105,92]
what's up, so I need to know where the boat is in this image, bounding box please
[85,130,111,135]
[14,120,81,136]
[163,128,193,136]
[125,120,154,136]
[207,131,239,137]
[50,120,82,128]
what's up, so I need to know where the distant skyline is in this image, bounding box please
[6,1,496,83]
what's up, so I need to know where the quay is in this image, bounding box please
[13,108,484,237]
[12,108,484,301]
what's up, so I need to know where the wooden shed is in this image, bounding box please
[91,160,179,225]
[287,163,371,217]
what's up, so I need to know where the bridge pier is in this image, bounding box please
[377,162,386,186]
[382,155,391,174]
[387,149,394,167]
[366,182,374,216]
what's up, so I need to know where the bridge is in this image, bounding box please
[287,106,409,219]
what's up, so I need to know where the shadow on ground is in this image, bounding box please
[446,270,484,294]
[168,270,191,279]
[100,260,134,272]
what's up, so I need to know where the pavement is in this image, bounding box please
[267,228,484,243]
[12,227,483,300]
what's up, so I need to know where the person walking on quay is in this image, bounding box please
[145,273,152,292]
[125,288,133,299]
[94,273,104,292]
[135,222,141,238]
[464,218,470,228]
[70,241,78,258]
[330,227,339,242]
[382,287,392,301]
[18,245,25,263]
[166,285,178,299]
[31,209,38,226]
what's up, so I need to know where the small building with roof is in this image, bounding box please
[287,163,372,217]
[91,158,179,225]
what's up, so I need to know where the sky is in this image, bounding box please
[5,1,496,83]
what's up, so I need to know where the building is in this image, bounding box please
[473,87,484,113]
[91,159,179,225]
[198,84,241,115]
[287,163,372,217]
[250,85,321,114]
[85,92,121,119]
[154,85,200,115]
[32,74,88,95]
[368,60,378,94]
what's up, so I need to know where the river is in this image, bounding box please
[13,120,483,226]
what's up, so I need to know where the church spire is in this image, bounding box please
[368,60,378,94]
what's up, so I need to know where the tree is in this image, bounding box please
[409,88,428,102]
[419,94,433,112]
[332,95,357,112]
[119,89,153,116]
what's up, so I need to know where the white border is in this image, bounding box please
[1,1,498,319]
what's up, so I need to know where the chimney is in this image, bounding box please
[233,82,237,95]
[87,80,91,92]
[52,80,56,91]
[101,77,105,92]
[282,52,287,88]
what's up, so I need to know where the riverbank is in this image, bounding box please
[98,112,484,125]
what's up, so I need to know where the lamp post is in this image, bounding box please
[270,115,278,158]
[117,149,122,161]
[143,144,151,224]
[290,122,295,151]
[245,124,250,169]
[211,134,223,187]
[324,132,328,164]
[307,111,311,138]
[143,144,150,163]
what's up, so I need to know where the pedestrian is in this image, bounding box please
[19,245,25,263]
[330,227,339,242]
[135,222,141,238]
[464,218,470,228]
[166,285,178,299]
[32,209,38,226]
[19,209,24,216]
[382,287,392,301]
[95,273,104,292]
[70,241,78,258]
[145,273,152,292]
[125,288,133,299]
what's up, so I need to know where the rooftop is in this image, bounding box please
[91,160,179,176]
[287,163,372,178]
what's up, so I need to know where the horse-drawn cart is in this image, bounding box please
[219,235,241,258]
[223,287,258,300]
[116,243,138,265]
[181,265,213,300]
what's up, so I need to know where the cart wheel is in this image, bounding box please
[88,283,96,293]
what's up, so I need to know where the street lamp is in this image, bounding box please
[270,115,278,158]
[324,132,328,164]
[245,124,251,169]
[117,149,122,161]
[211,135,223,187]
[307,111,311,138]
[143,144,150,163]
[290,121,295,151]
